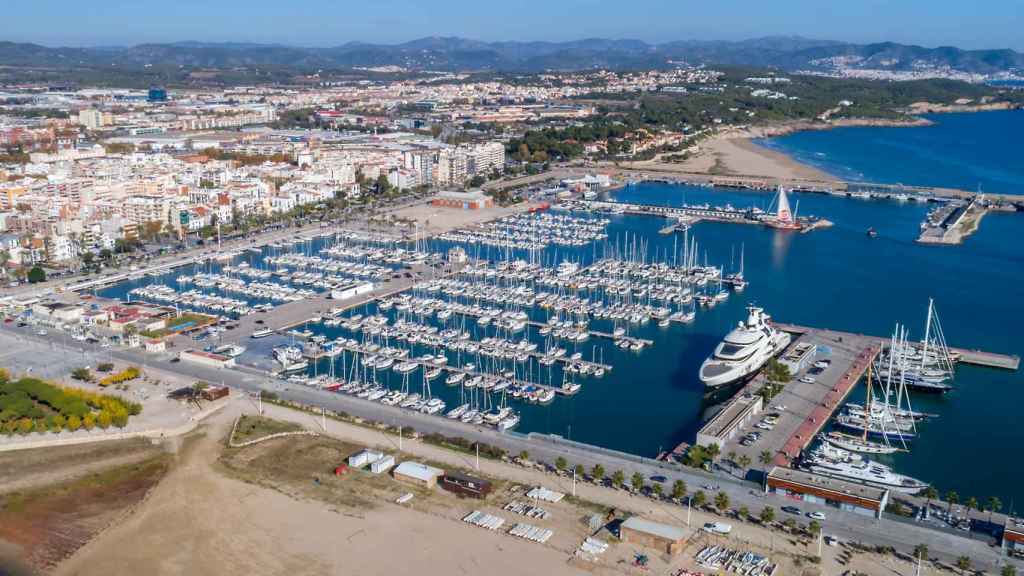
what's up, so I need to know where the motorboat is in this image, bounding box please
[699,306,791,389]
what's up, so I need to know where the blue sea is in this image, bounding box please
[755,110,1024,196]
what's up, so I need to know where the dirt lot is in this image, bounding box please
[0,454,169,572]
[0,438,163,494]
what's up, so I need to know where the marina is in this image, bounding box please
[80,175,1024,506]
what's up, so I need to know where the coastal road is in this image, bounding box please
[2,325,1017,572]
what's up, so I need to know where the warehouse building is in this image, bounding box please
[765,467,888,519]
[393,461,444,488]
[431,190,494,210]
[179,349,235,368]
[619,517,688,555]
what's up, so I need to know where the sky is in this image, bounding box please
[6,0,1023,51]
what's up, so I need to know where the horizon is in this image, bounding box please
[6,34,1023,54]
[4,0,1023,52]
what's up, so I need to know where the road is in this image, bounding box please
[1,323,1017,573]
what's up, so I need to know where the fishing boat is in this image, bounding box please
[251,327,274,339]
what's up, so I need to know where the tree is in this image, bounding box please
[100,248,113,262]
[738,506,749,520]
[17,418,32,435]
[692,490,707,509]
[783,518,797,532]
[82,251,95,267]
[468,175,486,188]
[946,490,959,516]
[375,173,391,195]
[66,414,81,431]
[727,450,737,466]
[1001,564,1017,576]
[82,413,95,431]
[714,491,730,513]
[759,450,773,467]
[914,544,929,564]
[554,456,567,471]
[574,464,585,478]
[705,442,720,461]
[631,471,645,492]
[956,555,971,575]
[672,479,687,500]
[808,520,821,537]
[922,486,938,511]
[71,367,93,382]
[611,470,625,489]
[52,414,66,431]
[965,496,979,518]
[737,454,752,471]
[0,249,9,274]
[518,450,529,462]
[97,411,112,429]
[987,496,1003,523]
[591,463,605,482]
[27,266,46,283]
[652,483,663,499]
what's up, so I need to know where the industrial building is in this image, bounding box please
[695,392,762,449]
[780,341,818,374]
[765,467,889,519]
[431,190,494,210]
[619,517,688,555]
[370,455,395,474]
[393,461,444,488]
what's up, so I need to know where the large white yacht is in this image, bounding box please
[699,306,791,389]
[804,447,927,494]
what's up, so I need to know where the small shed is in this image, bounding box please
[393,461,444,488]
[348,449,384,468]
[370,455,396,475]
[620,516,688,555]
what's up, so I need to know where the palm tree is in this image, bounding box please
[591,464,605,482]
[652,483,663,499]
[760,506,776,525]
[808,520,821,537]
[1001,564,1017,576]
[914,544,929,565]
[955,555,971,575]
[737,454,752,471]
[518,450,529,462]
[706,442,721,462]
[727,450,737,467]
[965,496,979,519]
[922,486,938,512]
[554,456,567,471]
[574,464,585,479]
[738,505,749,520]
[692,490,707,509]
[630,471,645,492]
[987,496,1003,523]
[611,470,625,489]
[759,450,773,468]
[671,479,687,500]
[714,491,730,513]
[946,491,959,516]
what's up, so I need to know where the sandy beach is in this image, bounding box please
[624,117,933,184]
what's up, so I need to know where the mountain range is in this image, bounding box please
[1,36,1021,75]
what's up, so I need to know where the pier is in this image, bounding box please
[688,321,1017,468]
[572,198,830,233]
[299,339,586,397]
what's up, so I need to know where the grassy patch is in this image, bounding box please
[228,414,303,445]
